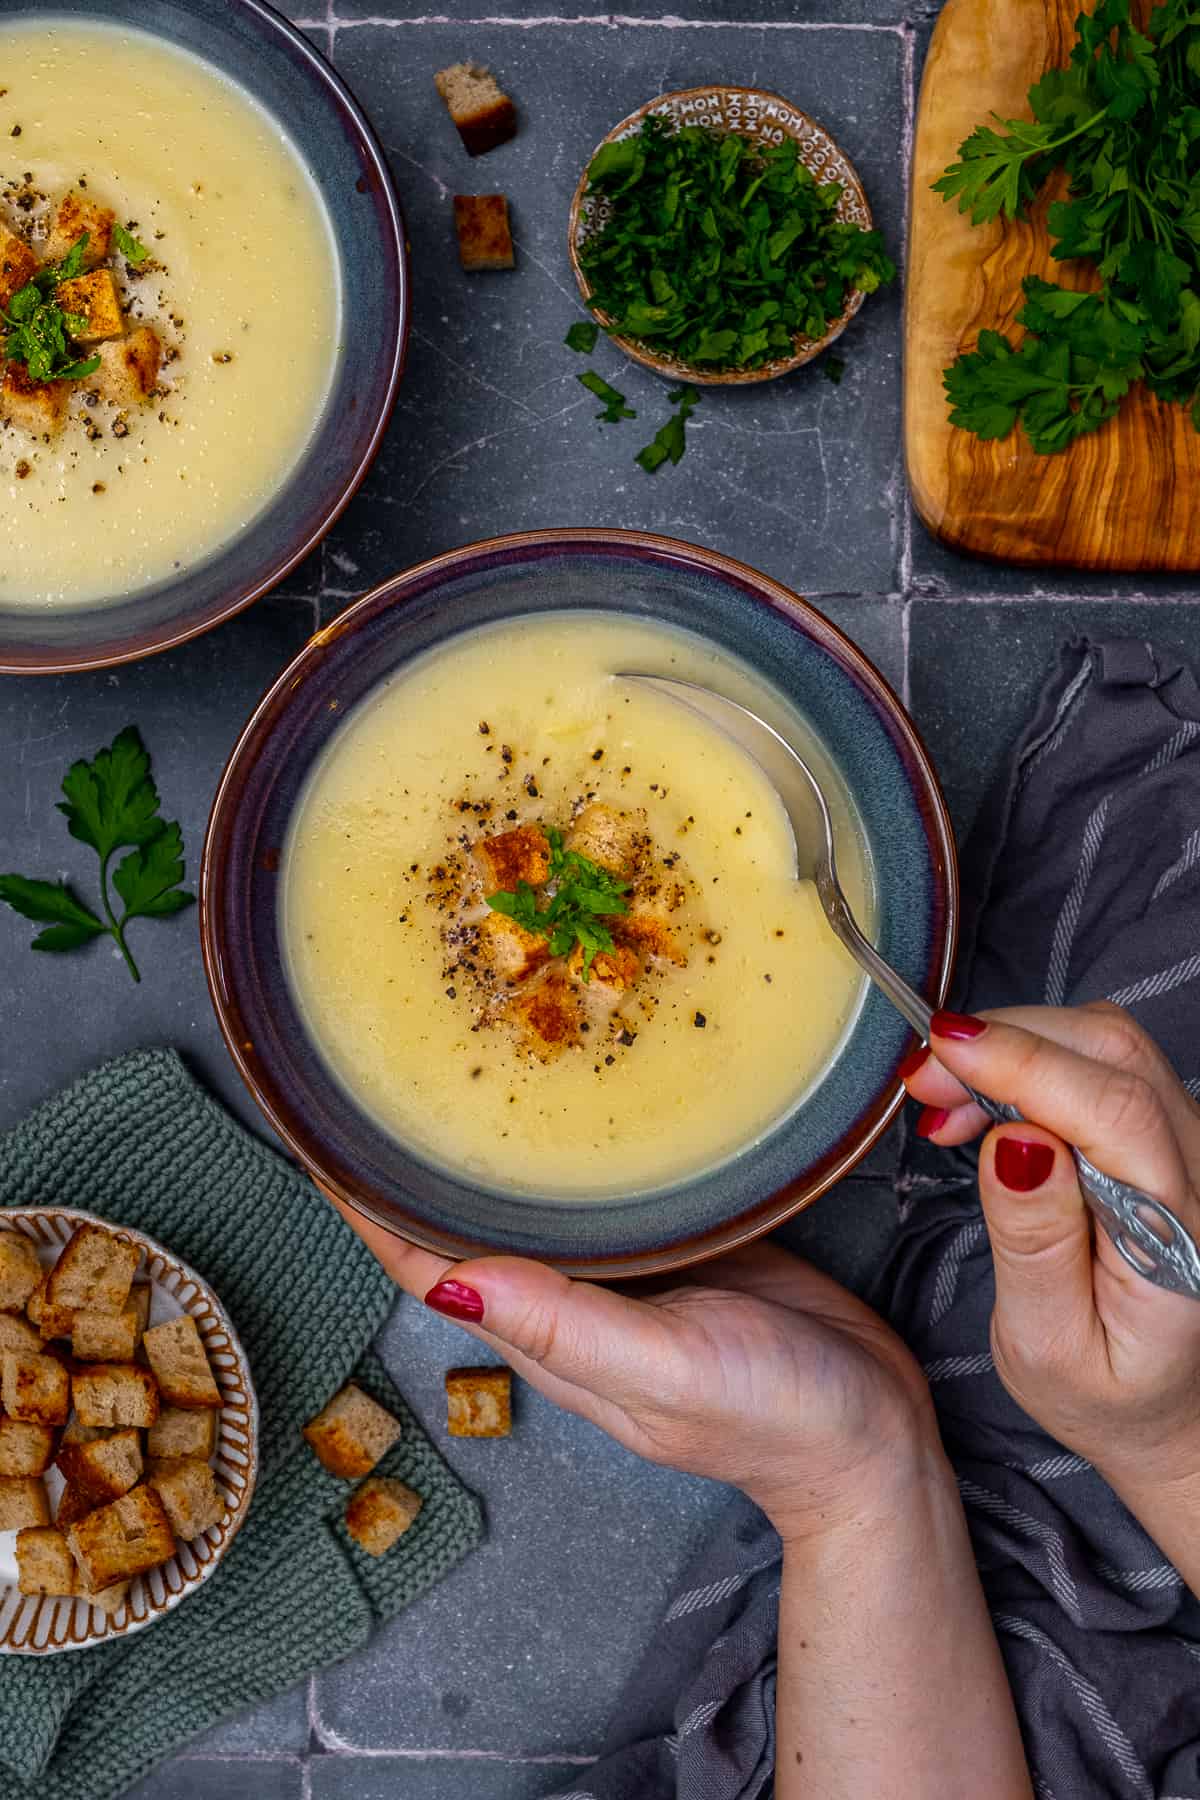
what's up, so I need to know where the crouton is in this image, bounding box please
[0,1232,43,1313]
[476,911,550,985]
[57,1428,142,1501]
[502,967,584,1060]
[1,359,69,439]
[129,1282,152,1347]
[142,1315,221,1410]
[615,911,688,967]
[475,824,550,893]
[0,1474,50,1529]
[0,224,36,311]
[446,1366,512,1438]
[566,940,640,992]
[453,195,515,271]
[345,1476,423,1556]
[72,1363,159,1429]
[0,1312,44,1358]
[303,1383,403,1480]
[72,1299,140,1363]
[0,1415,55,1477]
[43,189,115,268]
[55,269,124,343]
[61,1413,112,1447]
[56,1482,97,1530]
[2,1350,70,1425]
[565,804,647,880]
[68,1484,175,1590]
[147,1406,216,1462]
[90,1578,130,1617]
[92,325,161,407]
[16,1526,78,1596]
[47,1225,139,1316]
[27,1275,77,1341]
[435,62,517,156]
[147,1456,225,1539]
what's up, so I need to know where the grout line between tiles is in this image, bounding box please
[321,14,908,32]
[911,589,1200,605]
[900,597,911,710]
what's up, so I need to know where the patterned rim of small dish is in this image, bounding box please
[0,1208,258,1655]
[567,85,873,386]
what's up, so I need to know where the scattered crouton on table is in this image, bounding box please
[304,1383,403,1479]
[435,62,517,156]
[446,1366,512,1438]
[454,195,515,271]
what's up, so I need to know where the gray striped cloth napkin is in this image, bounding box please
[552,638,1200,1800]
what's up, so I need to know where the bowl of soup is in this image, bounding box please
[201,530,956,1277]
[0,0,406,671]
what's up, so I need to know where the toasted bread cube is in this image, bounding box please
[454,195,515,271]
[475,824,550,892]
[147,1406,216,1462]
[142,1315,221,1410]
[0,1312,44,1358]
[129,1281,152,1347]
[68,1484,175,1590]
[147,1456,225,1539]
[16,1526,78,1596]
[27,1275,77,1341]
[565,804,647,880]
[61,1412,112,1447]
[55,269,124,343]
[616,910,687,968]
[476,911,550,985]
[92,325,161,407]
[566,940,640,992]
[56,1481,98,1530]
[0,1233,43,1312]
[72,1299,140,1363]
[2,1350,70,1425]
[57,1427,142,1501]
[0,1414,55,1477]
[345,1476,422,1556]
[0,1474,50,1528]
[435,62,517,156]
[446,1366,511,1437]
[91,1578,130,1617]
[502,967,584,1061]
[1,360,69,439]
[303,1383,402,1480]
[0,224,37,311]
[43,189,115,268]
[72,1363,159,1429]
[47,1225,138,1316]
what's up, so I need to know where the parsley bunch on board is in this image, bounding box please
[578,117,894,372]
[486,828,629,977]
[0,727,195,983]
[1,232,100,382]
[936,0,1200,453]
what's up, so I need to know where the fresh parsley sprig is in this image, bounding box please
[577,368,636,422]
[0,727,195,983]
[486,828,629,977]
[1,231,101,382]
[636,384,699,471]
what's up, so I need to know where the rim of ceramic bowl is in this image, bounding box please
[200,528,958,1279]
[0,0,408,675]
[566,86,872,388]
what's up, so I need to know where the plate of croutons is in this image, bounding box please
[0,1210,257,1654]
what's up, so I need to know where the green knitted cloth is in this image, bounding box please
[0,1049,483,1800]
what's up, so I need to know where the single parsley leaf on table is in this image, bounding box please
[564,320,600,353]
[636,384,700,472]
[578,368,636,422]
[0,726,195,982]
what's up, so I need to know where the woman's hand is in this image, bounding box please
[904,1002,1200,1507]
[330,1203,941,1543]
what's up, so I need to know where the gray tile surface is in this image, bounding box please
[310,1756,595,1800]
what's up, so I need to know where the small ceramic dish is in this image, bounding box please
[201,528,957,1279]
[567,86,874,386]
[0,1208,258,1655]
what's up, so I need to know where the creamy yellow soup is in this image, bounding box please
[283,613,873,1202]
[0,20,339,608]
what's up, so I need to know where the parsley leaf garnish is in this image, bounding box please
[577,368,636,422]
[565,320,600,353]
[636,383,700,471]
[113,222,150,265]
[486,827,629,978]
[1,232,101,382]
[0,727,195,983]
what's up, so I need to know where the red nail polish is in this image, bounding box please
[931,1009,988,1040]
[424,1279,485,1323]
[915,1106,950,1139]
[898,1044,931,1082]
[994,1137,1055,1192]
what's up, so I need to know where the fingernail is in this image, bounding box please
[424,1279,485,1323]
[994,1136,1055,1192]
[931,1009,988,1040]
[915,1106,950,1140]
[898,1044,930,1083]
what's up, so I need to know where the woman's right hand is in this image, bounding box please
[903,1002,1200,1514]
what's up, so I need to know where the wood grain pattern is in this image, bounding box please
[905,0,1200,570]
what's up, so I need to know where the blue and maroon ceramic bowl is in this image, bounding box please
[0,0,406,673]
[201,530,957,1278]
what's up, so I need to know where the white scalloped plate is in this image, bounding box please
[0,1208,258,1654]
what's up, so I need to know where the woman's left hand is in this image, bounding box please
[330,1202,942,1542]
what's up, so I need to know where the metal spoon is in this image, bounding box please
[618,672,1200,1302]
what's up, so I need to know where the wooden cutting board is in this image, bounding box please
[905,0,1200,570]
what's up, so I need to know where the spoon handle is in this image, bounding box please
[815,869,1200,1302]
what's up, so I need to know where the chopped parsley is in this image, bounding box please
[113,222,150,265]
[564,320,600,353]
[486,828,629,977]
[1,232,100,382]
[577,368,636,422]
[821,355,846,385]
[636,383,699,471]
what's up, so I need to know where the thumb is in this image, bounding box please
[978,1125,1097,1358]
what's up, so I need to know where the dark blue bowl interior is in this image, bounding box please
[205,536,954,1271]
[0,0,404,670]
